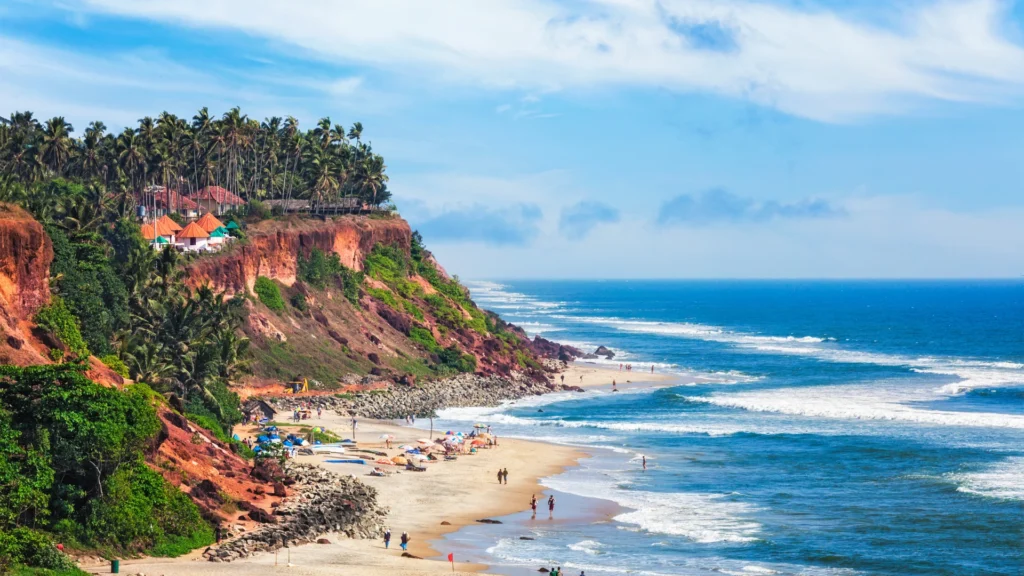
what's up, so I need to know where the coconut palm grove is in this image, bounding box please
[0,107,396,574]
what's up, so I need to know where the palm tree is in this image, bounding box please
[40,117,73,175]
[347,122,363,142]
[360,154,388,208]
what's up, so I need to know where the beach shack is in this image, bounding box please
[190,186,245,216]
[176,221,210,252]
[245,400,277,423]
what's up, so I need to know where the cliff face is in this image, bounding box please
[189,216,411,294]
[0,204,53,365]
[0,204,52,321]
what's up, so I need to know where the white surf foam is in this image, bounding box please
[543,473,761,544]
[464,280,566,315]
[560,316,1024,395]
[684,384,1024,429]
[948,456,1024,501]
[566,539,603,555]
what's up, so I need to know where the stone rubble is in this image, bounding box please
[265,370,582,420]
[202,463,387,562]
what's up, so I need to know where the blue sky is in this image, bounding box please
[2,0,1023,278]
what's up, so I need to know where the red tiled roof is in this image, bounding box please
[140,223,156,241]
[191,186,245,205]
[177,221,210,239]
[146,188,199,210]
[195,212,225,233]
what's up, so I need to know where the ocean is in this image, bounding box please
[431,280,1023,576]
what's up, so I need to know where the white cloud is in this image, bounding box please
[71,0,1024,121]
[328,77,364,96]
[427,194,1024,278]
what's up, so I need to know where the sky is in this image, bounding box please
[2,0,1023,278]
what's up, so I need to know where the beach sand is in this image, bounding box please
[84,416,582,575]
[80,362,676,576]
[558,360,676,388]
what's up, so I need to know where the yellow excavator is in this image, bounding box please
[286,378,310,394]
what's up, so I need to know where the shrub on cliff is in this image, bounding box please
[34,297,89,358]
[364,243,408,286]
[0,364,213,564]
[254,276,285,312]
[297,248,362,304]
[99,354,129,378]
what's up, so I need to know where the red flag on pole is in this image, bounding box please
[448,552,454,572]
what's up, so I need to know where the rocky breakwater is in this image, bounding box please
[188,215,411,295]
[268,372,582,419]
[203,463,387,562]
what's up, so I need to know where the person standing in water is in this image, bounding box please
[530,494,538,518]
[548,495,556,517]
[642,455,647,471]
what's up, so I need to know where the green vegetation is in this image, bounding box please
[289,291,308,312]
[0,109,392,214]
[0,365,213,569]
[401,299,424,321]
[34,297,89,359]
[409,326,439,352]
[363,243,408,286]
[437,345,477,375]
[99,354,129,378]
[297,248,362,304]
[256,339,372,385]
[253,276,285,312]
[366,286,399,309]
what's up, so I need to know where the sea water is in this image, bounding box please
[432,280,1023,576]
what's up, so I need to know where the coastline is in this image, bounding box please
[87,362,660,576]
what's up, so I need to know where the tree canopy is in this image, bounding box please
[0,108,391,216]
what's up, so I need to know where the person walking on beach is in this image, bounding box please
[317,406,322,418]
[561,374,565,384]
[548,495,556,517]
[497,469,503,484]
[400,531,410,551]
[503,468,509,484]
[383,528,391,549]
[530,494,538,518]
[651,365,655,374]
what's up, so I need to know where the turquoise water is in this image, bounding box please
[434,280,1023,576]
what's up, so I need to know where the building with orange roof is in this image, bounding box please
[177,221,211,252]
[195,212,225,233]
[142,218,176,248]
[158,214,183,233]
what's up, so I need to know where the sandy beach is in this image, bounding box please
[81,362,675,576]
[85,412,583,575]
[557,360,676,388]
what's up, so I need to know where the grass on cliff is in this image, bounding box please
[256,340,373,385]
